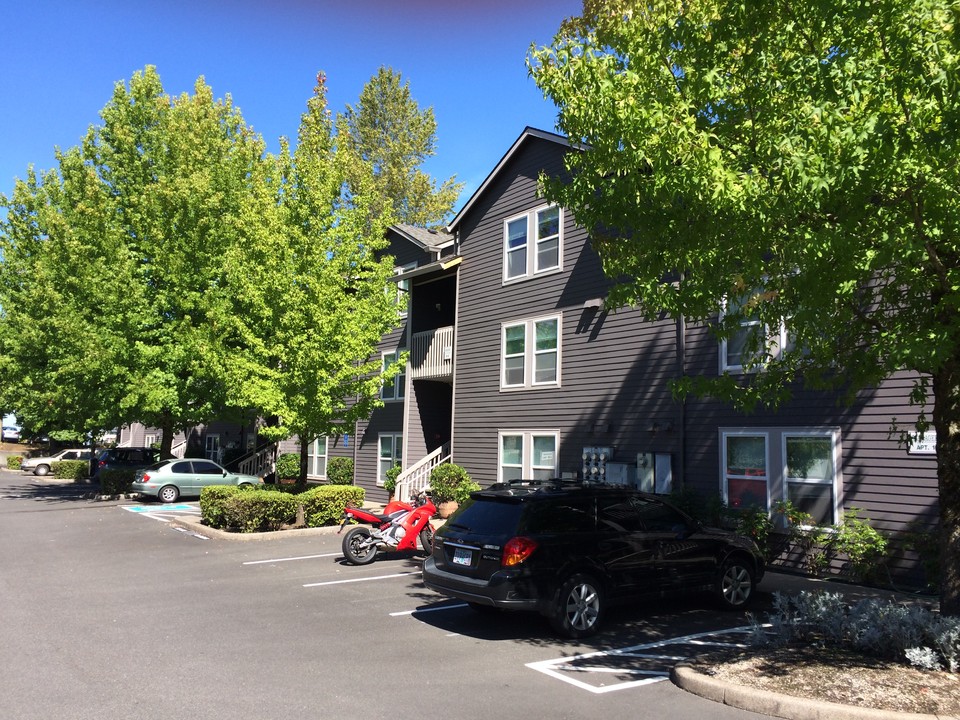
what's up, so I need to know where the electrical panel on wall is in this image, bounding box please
[636,453,655,492]
[582,447,613,482]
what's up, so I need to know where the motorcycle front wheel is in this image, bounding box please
[342,526,378,565]
[418,524,435,554]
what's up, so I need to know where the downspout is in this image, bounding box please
[677,273,687,491]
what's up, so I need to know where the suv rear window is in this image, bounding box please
[446,498,525,536]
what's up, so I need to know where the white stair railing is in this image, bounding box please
[396,443,451,502]
[236,443,278,478]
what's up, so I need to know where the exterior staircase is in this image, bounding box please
[395,443,451,501]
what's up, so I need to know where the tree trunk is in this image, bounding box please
[296,439,309,493]
[933,360,960,616]
[159,412,175,459]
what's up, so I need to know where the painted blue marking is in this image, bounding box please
[124,504,195,513]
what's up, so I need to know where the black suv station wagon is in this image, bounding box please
[422,480,765,638]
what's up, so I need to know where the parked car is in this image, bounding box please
[132,458,264,503]
[2,426,21,442]
[92,447,161,479]
[21,448,92,476]
[422,479,765,638]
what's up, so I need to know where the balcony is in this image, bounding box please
[410,326,454,381]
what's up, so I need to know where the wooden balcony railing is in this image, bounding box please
[409,326,454,380]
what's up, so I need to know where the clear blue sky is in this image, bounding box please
[1,0,581,216]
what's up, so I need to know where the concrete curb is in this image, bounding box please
[671,664,951,720]
[169,513,345,541]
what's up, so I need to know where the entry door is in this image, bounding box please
[205,434,221,462]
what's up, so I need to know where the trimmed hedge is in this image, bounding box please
[6,455,22,470]
[200,484,365,533]
[326,456,354,485]
[52,460,89,480]
[98,468,136,495]
[276,453,300,481]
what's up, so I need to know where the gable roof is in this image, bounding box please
[389,223,454,252]
[446,127,578,233]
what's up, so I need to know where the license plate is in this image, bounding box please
[452,547,472,566]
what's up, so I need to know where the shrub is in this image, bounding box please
[276,453,300,481]
[98,468,135,495]
[52,460,89,480]
[221,489,299,533]
[200,486,240,527]
[300,484,364,527]
[384,464,401,496]
[326,457,354,485]
[6,455,22,470]
[830,508,888,582]
[429,463,479,504]
[752,590,960,673]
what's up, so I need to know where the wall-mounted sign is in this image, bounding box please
[909,431,936,455]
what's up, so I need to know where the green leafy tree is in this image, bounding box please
[225,73,404,489]
[530,1,960,613]
[0,66,272,455]
[343,66,462,226]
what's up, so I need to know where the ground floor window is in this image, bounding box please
[306,437,328,479]
[720,427,841,525]
[379,433,403,486]
[498,430,559,482]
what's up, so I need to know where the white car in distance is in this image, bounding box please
[21,448,92,476]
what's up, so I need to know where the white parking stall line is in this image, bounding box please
[526,625,755,694]
[243,552,341,565]
[303,572,416,588]
[172,526,210,540]
[390,603,468,617]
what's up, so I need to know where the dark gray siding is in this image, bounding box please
[452,137,682,484]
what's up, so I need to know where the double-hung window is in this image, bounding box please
[499,431,559,482]
[393,262,416,317]
[378,433,402,486]
[501,315,560,390]
[381,350,406,401]
[306,437,328,478]
[720,287,790,373]
[721,428,840,525]
[503,205,562,282]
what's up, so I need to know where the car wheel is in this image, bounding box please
[34,464,50,476]
[341,526,378,565]
[238,482,252,490]
[418,524,435,554]
[157,485,180,503]
[716,556,756,609]
[549,573,604,639]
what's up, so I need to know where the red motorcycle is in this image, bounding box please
[339,492,437,565]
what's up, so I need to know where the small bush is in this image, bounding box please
[221,489,299,533]
[6,455,22,470]
[276,453,300,481]
[384,464,401,496]
[326,457,354,485]
[200,486,240,527]
[98,468,135,495]
[300,484,364,526]
[52,460,89,480]
[429,463,479,504]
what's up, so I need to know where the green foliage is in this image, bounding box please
[98,469,135,496]
[754,591,960,673]
[343,66,463,226]
[898,519,942,590]
[384,463,401,495]
[299,484,364,527]
[325,456,354,485]
[52,460,89,480]
[6,456,22,470]
[275,453,300,481]
[831,508,889,582]
[429,463,479,504]
[199,483,363,531]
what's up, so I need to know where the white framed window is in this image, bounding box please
[719,288,789,373]
[306,437,328,478]
[378,433,403,486]
[720,427,841,525]
[498,430,559,482]
[144,434,157,448]
[501,315,561,390]
[503,205,562,282]
[393,262,416,317]
[381,350,406,401]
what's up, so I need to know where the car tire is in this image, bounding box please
[34,464,50,476]
[418,525,435,554]
[715,556,756,610]
[549,573,604,639]
[157,485,180,504]
[342,526,378,565]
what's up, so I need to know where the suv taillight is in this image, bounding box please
[502,537,538,567]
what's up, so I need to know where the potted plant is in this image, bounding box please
[429,463,479,518]
[384,464,401,503]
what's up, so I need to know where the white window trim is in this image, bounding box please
[377,432,403,487]
[500,314,562,391]
[502,204,563,284]
[720,427,842,525]
[497,430,560,482]
[394,262,416,317]
[381,350,407,402]
[718,294,789,374]
[306,437,328,479]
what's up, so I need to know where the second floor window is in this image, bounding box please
[502,315,560,390]
[504,205,562,282]
[382,351,406,401]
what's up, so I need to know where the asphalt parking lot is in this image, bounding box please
[1,473,778,720]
